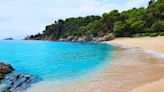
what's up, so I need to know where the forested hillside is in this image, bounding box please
[25,0,164,42]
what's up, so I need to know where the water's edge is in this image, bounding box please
[0,41,164,92]
[0,41,115,90]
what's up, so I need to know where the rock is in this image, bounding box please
[3,74,40,92]
[71,36,78,42]
[91,37,99,42]
[13,74,20,79]
[97,33,115,42]
[76,35,93,42]
[0,63,40,92]
[0,63,14,74]
[67,36,75,41]
[0,73,5,80]
[58,38,68,42]
[57,33,114,42]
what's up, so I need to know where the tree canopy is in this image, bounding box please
[26,0,164,41]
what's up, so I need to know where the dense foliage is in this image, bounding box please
[26,0,164,41]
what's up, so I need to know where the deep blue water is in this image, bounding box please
[0,40,114,81]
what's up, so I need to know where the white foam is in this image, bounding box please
[143,50,164,59]
[113,44,164,59]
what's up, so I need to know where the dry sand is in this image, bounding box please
[104,36,164,54]
[104,36,164,92]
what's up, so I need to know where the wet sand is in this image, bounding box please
[130,78,164,92]
[104,36,164,92]
[26,46,164,92]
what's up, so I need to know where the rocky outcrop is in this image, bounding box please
[58,33,115,42]
[0,62,40,92]
[2,74,39,92]
[25,33,115,42]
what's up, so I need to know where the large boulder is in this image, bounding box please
[71,36,78,42]
[0,63,14,74]
[67,36,74,41]
[76,35,93,42]
[97,33,115,42]
[58,38,68,42]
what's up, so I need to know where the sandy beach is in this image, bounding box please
[104,36,164,54]
[104,36,164,92]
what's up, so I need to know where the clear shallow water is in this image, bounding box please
[25,45,164,92]
[0,40,114,81]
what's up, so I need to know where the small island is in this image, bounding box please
[4,38,14,40]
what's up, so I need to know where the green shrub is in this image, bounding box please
[149,33,159,37]
[135,33,151,37]
[134,33,145,37]
[135,34,140,37]
[151,21,164,32]
[143,33,150,36]
[144,28,153,33]
[159,32,164,36]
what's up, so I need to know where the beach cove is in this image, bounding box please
[25,37,164,92]
[0,0,164,91]
[0,37,163,92]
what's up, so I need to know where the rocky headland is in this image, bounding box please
[25,33,115,42]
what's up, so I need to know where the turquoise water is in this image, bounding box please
[0,40,114,81]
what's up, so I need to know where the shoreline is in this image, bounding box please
[103,36,164,54]
[104,36,164,92]
[26,40,164,92]
[1,37,163,92]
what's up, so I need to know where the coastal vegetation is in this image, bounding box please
[25,0,164,42]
